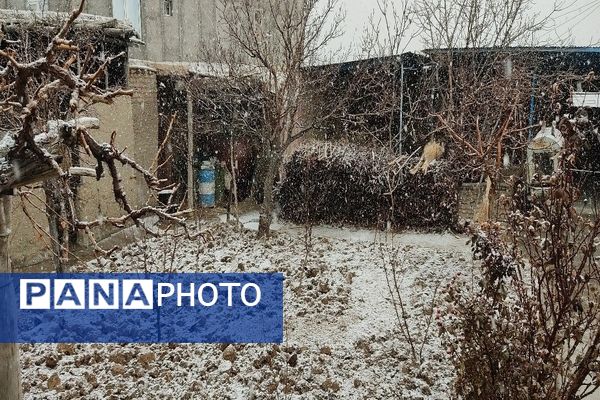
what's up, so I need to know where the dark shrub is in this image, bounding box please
[278,141,459,230]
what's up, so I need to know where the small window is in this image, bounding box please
[164,0,174,16]
[112,0,142,34]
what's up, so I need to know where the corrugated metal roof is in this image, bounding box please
[305,52,428,72]
[424,46,600,54]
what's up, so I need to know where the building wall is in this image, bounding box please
[1,4,162,269]
[10,70,159,269]
[130,0,218,62]
[76,97,137,228]
[129,68,160,205]
[76,70,158,250]
[2,0,220,63]
[9,96,136,268]
[10,189,51,269]
[48,0,111,15]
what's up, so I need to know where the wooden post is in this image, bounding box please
[0,195,22,400]
[187,91,195,209]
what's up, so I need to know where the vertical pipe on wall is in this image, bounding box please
[529,75,537,141]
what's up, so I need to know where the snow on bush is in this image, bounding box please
[439,165,600,399]
[278,140,459,230]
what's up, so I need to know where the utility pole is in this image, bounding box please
[187,91,195,209]
[398,61,405,155]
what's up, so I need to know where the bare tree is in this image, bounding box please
[413,0,564,221]
[416,0,562,50]
[306,0,427,156]
[442,120,600,398]
[361,0,416,59]
[0,2,199,397]
[200,0,344,237]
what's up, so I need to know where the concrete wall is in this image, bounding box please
[131,0,218,62]
[1,0,285,65]
[47,0,111,15]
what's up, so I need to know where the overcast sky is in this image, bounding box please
[326,0,600,60]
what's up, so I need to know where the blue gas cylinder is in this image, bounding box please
[199,161,215,208]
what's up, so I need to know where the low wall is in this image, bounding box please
[458,182,513,223]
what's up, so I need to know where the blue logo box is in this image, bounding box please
[0,273,283,344]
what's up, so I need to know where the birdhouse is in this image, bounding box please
[527,122,564,191]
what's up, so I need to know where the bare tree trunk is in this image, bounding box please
[43,180,68,273]
[258,152,279,238]
[0,195,22,400]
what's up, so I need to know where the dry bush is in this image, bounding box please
[440,121,600,399]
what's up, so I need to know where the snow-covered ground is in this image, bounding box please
[21,217,473,399]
